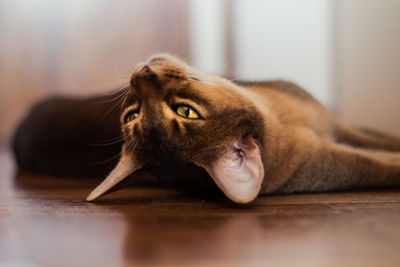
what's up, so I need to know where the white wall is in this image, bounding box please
[233,0,334,108]
[189,0,334,108]
[188,0,228,76]
[336,0,400,136]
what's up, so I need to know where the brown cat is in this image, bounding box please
[84,54,400,203]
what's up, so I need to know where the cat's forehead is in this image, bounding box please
[122,54,246,110]
[143,54,239,87]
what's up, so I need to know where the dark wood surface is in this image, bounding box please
[1,148,400,266]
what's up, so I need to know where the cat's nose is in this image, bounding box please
[131,65,157,88]
[134,65,156,80]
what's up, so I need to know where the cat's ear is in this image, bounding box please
[86,153,142,201]
[195,137,264,203]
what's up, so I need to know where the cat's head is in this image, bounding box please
[87,54,265,203]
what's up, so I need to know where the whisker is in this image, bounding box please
[97,85,130,97]
[94,87,130,104]
[238,105,255,109]
[126,136,139,151]
[89,151,122,165]
[82,137,125,147]
[97,88,129,123]
[93,135,125,142]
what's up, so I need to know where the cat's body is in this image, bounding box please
[13,54,400,203]
[240,80,400,194]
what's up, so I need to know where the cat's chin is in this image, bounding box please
[147,162,223,196]
[98,165,224,199]
[86,153,224,202]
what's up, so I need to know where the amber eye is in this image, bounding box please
[124,110,139,123]
[175,105,200,119]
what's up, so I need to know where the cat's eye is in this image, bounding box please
[175,105,200,119]
[124,110,139,123]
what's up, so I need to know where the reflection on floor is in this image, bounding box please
[1,148,400,266]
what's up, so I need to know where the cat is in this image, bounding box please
[13,54,400,203]
[13,92,125,178]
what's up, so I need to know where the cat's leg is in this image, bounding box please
[334,122,400,151]
[279,141,400,193]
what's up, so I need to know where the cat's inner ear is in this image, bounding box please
[195,137,264,204]
[86,153,142,201]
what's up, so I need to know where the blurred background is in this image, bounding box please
[1,0,399,144]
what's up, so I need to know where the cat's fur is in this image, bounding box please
[13,54,400,203]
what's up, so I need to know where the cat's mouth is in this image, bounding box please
[132,143,222,194]
[144,162,223,196]
[88,160,223,200]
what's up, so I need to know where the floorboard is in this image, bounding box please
[1,148,400,266]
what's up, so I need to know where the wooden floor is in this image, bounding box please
[1,148,400,266]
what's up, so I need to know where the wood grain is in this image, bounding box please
[1,148,400,266]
